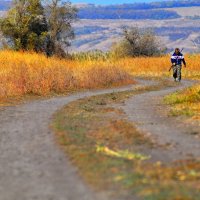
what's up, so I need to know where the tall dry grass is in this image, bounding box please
[0,50,133,100]
[114,54,200,78]
[0,50,199,101]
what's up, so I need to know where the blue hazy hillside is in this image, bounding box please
[77,0,200,19]
[0,1,200,20]
[71,0,163,5]
[72,0,200,6]
[78,8,180,20]
[0,0,199,52]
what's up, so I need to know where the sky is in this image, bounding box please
[70,0,163,5]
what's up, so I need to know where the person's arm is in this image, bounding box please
[182,54,186,67]
[182,58,186,67]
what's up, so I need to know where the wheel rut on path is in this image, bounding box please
[122,80,200,162]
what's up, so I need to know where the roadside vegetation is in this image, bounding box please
[1,50,200,103]
[0,1,199,106]
[0,50,134,103]
[53,82,200,200]
[164,84,200,120]
[72,52,200,79]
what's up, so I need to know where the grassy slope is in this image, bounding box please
[164,84,200,120]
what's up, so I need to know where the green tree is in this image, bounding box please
[0,0,78,57]
[0,0,48,51]
[44,0,78,57]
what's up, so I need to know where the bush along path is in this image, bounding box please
[0,78,200,200]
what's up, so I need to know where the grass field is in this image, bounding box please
[1,51,200,98]
[0,50,133,103]
[164,84,200,120]
[116,54,200,78]
[1,50,199,116]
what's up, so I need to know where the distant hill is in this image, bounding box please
[0,0,199,20]
[78,8,180,20]
[0,0,199,53]
[71,4,200,53]
[77,0,200,20]
[96,0,200,10]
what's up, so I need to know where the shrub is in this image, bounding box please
[111,27,166,58]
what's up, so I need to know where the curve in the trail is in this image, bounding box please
[0,83,147,200]
[122,80,200,162]
[0,79,198,200]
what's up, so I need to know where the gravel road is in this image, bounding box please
[0,79,198,200]
[0,84,141,200]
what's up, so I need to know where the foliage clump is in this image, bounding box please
[111,27,166,58]
[0,0,77,57]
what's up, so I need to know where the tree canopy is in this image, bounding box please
[0,0,77,57]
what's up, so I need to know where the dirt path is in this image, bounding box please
[0,79,198,200]
[122,80,200,162]
[0,83,147,200]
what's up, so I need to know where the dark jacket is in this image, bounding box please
[171,52,186,66]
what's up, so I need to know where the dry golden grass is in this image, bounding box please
[114,54,200,78]
[165,84,200,120]
[1,50,199,103]
[0,50,133,101]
